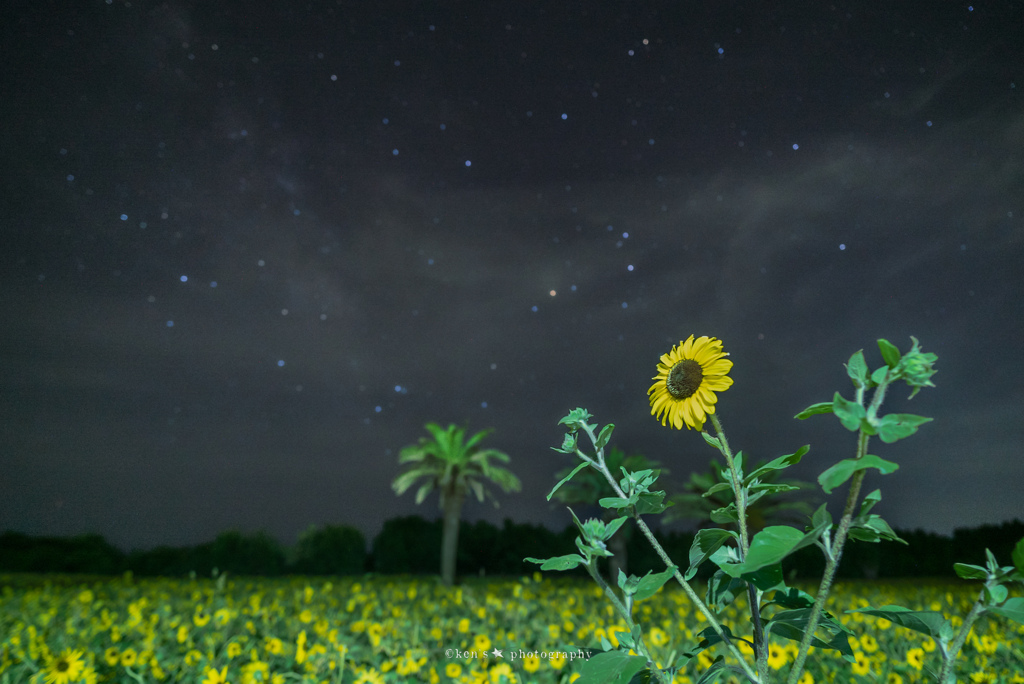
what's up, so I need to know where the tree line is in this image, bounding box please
[2,516,1021,580]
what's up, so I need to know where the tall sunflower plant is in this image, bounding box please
[527,335,1024,684]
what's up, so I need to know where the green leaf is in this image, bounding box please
[413,481,434,505]
[766,587,816,610]
[596,423,616,450]
[795,402,833,420]
[988,597,1024,625]
[831,392,866,432]
[719,526,812,576]
[524,554,586,571]
[695,624,742,649]
[635,490,672,515]
[702,482,734,498]
[686,529,737,581]
[599,496,632,509]
[745,445,810,484]
[705,569,747,609]
[748,483,801,496]
[575,649,648,684]
[767,609,856,662]
[846,350,870,387]
[850,606,952,641]
[1013,537,1024,573]
[553,432,579,455]
[633,566,678,601]
[859,489,882,516]
[848,514,906,545]
[875,413,933,443]
[954,563,988,580]
[985,584,1009,605]
[709,504,739,524]
[877,338,902,368]
[701,432,723,450]
[546,461,591,501]
[818,454,900,494]
[603,516,629,540]
[693,657,730,684]
[559,408,593,428]
[742,562,787,593]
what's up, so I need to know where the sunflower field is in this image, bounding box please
[2,572,1021,684]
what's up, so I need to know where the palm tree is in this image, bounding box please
[391,422,521,586]
[551,447,667,580]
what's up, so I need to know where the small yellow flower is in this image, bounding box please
[43,648,85,684]
[766,644,788,670]
[353,668,385,684]
[906,647,925,670]
[201,666,229,684]
[241,660,270,684]
[120,648,138,667]
[489,663,517,682]
[103,648,120,666]
[860,634,879,653]
[797,672,813,684]
[648,335,733,431]
[887,674,904,684]
[522,653,540,673]
[226,642,243,659]
[177,625,189,643]
[445,662,462,678]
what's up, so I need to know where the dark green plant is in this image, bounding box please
[552,446,666,578]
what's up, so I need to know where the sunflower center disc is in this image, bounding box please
[666,359,703,399]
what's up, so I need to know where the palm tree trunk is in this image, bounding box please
[440,489,464,586]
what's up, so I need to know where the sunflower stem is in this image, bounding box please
[937,593,986,684]
[580,420,762,684]
[586,562,673,684]
[785,374,893,684]
[710,413,768,678]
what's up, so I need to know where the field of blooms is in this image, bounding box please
[1,572,1021,684]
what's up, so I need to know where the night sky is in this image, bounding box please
[3,1,1022,553]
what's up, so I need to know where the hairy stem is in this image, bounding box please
[710,413,769,678]
[938,594,986,684]
[581,422,763,684]
[785,431,869,684]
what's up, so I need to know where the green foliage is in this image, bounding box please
[210,530,286,576]
[0,531,126,574]
[293,524,366,575]
[529,335,1023,684]
[370,515,441,574]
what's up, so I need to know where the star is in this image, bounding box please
[490,648,504,658]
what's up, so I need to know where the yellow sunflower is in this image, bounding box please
[648,335,733,430]
[43,648,85,684]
